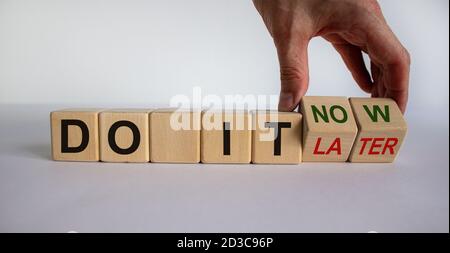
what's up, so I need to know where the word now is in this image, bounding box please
[50,96,407,164]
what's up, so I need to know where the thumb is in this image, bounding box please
[276,37,310,112]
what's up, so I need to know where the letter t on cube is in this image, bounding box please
[252,111,302,164]
[349,98,407,163]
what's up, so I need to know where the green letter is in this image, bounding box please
[330,105,348,123]
[363,105,390,122]
[312,105,329,123]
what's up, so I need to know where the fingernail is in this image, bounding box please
[278,92,294,111]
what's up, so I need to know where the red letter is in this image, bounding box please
[313,137,325,155]
[326,138,342,155]
[359,138,372,155]
[369,138,384,155]
[382,138,398,155]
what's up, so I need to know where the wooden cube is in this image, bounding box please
[201,111,252,163]
[50,109,102,161]
[99,109,151,162]
[252,111,302,164]
[150,109,200,163]
[300,96,358,162]
[349,98,407,163]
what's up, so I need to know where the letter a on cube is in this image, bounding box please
[349,98,407,163]
[51,109,102,161]
[300,96,358,162]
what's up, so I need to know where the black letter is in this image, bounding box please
[265,122,291,156]
[108,120,140,155]
[61,119,89,153]
[223,122,231,156]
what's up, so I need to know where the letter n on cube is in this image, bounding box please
[300,96,358,162]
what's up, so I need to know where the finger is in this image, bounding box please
[371,84,379,98]
[333,43,373,93]
[377,81,386,99]
[372,63,386,99]
[370,61,381,84]
[370,62,380,98]
[275,37,310,112]
[364,20,410,113]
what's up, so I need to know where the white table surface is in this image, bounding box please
[0,105,448,232]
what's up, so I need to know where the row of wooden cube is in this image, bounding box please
[50,97,407,163]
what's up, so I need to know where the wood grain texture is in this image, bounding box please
[201,111,252,164]
[50,109,102,161]
[349,97,407,163]
[252,111,302,164]
[99,109,151,163]
[150,109,200,163]
[300,96,357,162]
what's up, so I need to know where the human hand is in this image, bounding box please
[253,0,410,113]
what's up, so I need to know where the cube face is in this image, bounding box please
[300,96,358,162]
[99,110,151,162]
[349,98,407,163]
[50,109,101,161]
[201,111,252,164]
[150,109,200,163]
[252,111,302,164]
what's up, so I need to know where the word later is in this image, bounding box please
[349,98,407,163]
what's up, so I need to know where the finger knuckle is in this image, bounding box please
[366,0,382,12]
[403,48,411,65]
[280,65,305,82]
[391,47,411,69]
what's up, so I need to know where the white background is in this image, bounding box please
[0,0,449,111]
[0,0,448,233]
